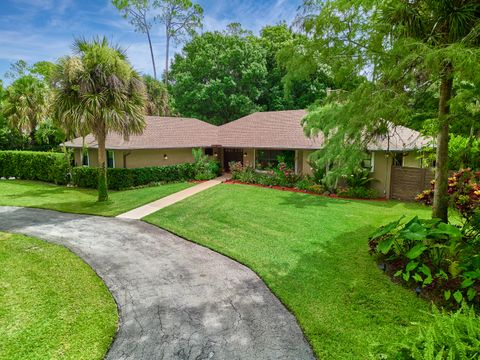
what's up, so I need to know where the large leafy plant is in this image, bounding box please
[369,216,479,306]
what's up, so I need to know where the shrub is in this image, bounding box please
[308,184,326,194]
[71,163,196,190]
[344,169,375,188]
[338,186,379,199]
[369,216,480,307]
[0,150,70,184]
[392,305,480,359]
[294,176,315,191]
[192,148,220,180]
[416,168,480,238]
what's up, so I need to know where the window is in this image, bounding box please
[82,150,89,166]
[107,150,115,168]
[204,148,214,156]
[362,152,375,172]
[392,153,403,167]
[255,150,295,170]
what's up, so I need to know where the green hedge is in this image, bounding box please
[71,163,196,190]
[0,150,69,184]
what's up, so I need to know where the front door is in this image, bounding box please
[223,148,244,171]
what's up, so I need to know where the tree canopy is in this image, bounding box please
[169,28,267,124]
[289,0,480,221]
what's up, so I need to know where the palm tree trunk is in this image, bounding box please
[96,123,108,202]
[146,28,157,80]
[432,64,453,222]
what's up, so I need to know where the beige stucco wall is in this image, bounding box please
[74,148,100,167]
[370,151,422,198]
[122,148,194,168]
[243,148,255,167]
[74,148,195,168]
[301,150,315,175]
[372,151,393,198]
[402,151,422,168]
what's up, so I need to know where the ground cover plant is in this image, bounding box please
[0,232,117,360]
[0,180,192,216]
[144,183,432,358]
[370,168,480,307]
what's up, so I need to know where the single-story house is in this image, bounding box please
[64,110,432,199]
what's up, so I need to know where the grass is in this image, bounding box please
[145,184,433,359]
[0,232,117,360]
[0,180,193,216]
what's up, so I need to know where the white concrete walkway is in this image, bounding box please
[117,175,229,220]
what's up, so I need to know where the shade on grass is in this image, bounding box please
[145,183,433,359]
[0,232,117,360]
[0,180,193,216]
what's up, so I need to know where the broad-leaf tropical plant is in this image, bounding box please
[52,37,147,201]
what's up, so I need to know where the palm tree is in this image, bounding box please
[52,37,147,201]
[3,75,50,143]
[382,0,480,222]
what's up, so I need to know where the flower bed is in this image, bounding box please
[228,161,384,200]
[224,179,387,201]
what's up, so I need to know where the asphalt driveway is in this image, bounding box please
[0,206,315,360]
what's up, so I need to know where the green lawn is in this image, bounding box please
[0,180,193,216]
[145,184,433,359]
[0,232,117,360]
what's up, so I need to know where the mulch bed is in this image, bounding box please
[223,179,387,202]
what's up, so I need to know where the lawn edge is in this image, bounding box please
[1,230,119,360]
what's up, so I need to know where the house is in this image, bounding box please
[64,110,432,199]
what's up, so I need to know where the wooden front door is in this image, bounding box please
[223,148,244,171]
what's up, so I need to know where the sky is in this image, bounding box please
[0,0,302,83]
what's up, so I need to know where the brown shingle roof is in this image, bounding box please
[218,110,323,150]
[63,111,431,152]
[63,116,219,150]
[367,124,432,152]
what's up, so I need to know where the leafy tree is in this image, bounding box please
[52,38,147,201]
[3,75,50,142]
[169,28,267,124]
[380,0,480,221]
[143,74,171,115]
[153,0,203,84]
[112,0,158,79]
[293,0,480,222]
[0,80,25,150]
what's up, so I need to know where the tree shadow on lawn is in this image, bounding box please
[276,191,427,211]
[265,224,429,358]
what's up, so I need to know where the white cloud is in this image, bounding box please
[0,0,303,79]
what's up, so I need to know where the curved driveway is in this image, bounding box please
[0,206,315,360]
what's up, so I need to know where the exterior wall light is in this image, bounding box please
[214,153,218,157]
[164,154,168,160]
[243,152,247,157]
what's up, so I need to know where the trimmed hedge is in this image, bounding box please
[0,150,69,184]
[71,163,196,190]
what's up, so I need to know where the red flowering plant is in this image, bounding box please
[416,169,480,233]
